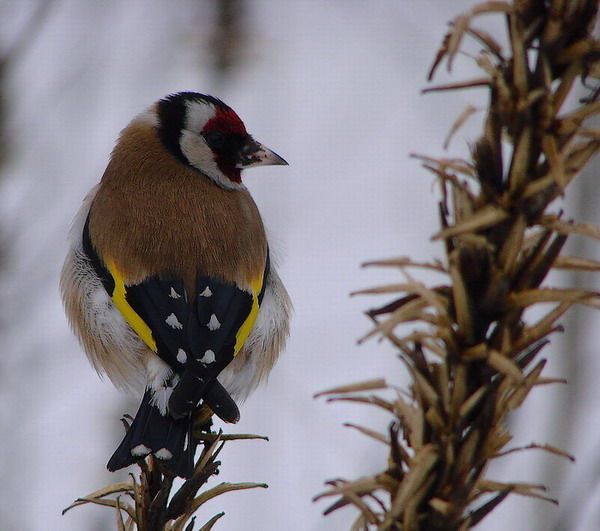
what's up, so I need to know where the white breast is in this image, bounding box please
[60,186,151,393]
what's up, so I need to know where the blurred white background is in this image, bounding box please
[0,1,598,530]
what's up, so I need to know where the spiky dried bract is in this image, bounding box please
[63,413,268,531]
[317,1,600,529]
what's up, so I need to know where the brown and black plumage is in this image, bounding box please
[61,92,291,477]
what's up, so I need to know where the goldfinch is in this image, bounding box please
[61,92,291,478]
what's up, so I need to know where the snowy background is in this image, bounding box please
[0,1,598,530]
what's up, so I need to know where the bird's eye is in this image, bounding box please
[204,131,225,149]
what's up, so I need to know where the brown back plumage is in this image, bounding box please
[88,119,268,295]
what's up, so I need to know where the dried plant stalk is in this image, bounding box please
[317,1,600,529]
[63,412,268,530]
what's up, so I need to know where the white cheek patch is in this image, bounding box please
[179,130,247,191]
[180,130,220,173]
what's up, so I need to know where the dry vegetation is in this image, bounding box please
[63,414,268,530]
[316,1,600,529]
[61,1,600,530]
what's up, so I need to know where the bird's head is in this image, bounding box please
[154,92,287,189]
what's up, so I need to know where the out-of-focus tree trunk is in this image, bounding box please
[211,0,246,80]
[0,0,55,267]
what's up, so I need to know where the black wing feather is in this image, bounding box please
[125,275,247,423]
[168,277,253,418]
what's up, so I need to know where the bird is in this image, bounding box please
[60,92,292,478]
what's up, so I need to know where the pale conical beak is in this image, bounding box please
[236,138,288,169]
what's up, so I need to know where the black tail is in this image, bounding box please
[107,389,196,478]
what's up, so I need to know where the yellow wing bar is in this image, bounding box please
[103,258,263,358]
[234,272,264,355]
[105,259,158,353]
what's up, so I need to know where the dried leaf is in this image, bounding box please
[327,395,396,413]
[505,359,546,411]
[393,394,423,449]
[411,153,476,177]
[542,134,567,190]
[433,204,508,240]
[467,26,504,58]
[510,288,599,308]
[444,105,479,149]
[400,268,452,324]
[352,283,423,296]
[194,432,269,442]
[362,256,448,273]
[458,385,490,424]
[533,377,567,386]
[198,512,225,531]
[314,379,388,398]
[467,489,512,527]
[360,297,431,343]
[478,479,558,504]
[541,217,600,241]
[383,445,439,525]
[449,250,474,343]
[412,369,442,408]
[63,482,134,515]
[495,442,575,461]
[67,496,136,521]
[508,12,528,97]
[343,423,390,445]
[497,214,527,273]
[487,351,525,382]
[507,125,533,192]
[187,483,268,513]
[553,255,600,271]
[429,497,455,516]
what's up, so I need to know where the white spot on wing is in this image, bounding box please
[207,314,221,330]
[177,348,188,364]
[155,448,173,460]
[169,287,182,299]
[131,444,151,456]
[199,286,212,297]
[200,350,216,364]
[166,313,183,329]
